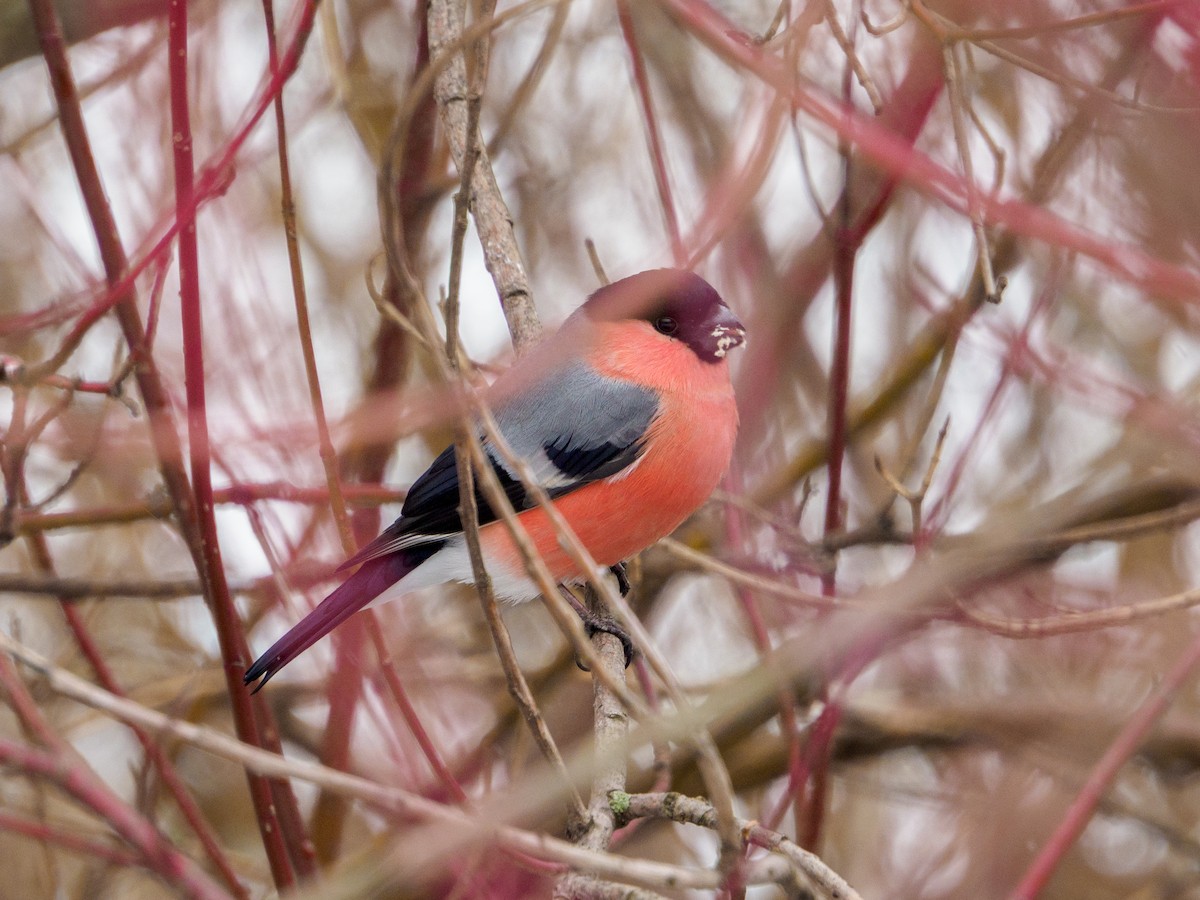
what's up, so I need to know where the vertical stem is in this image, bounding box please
[28,0,313,886]
[428,0,539,348]
[166,0,309,884]
[805,8,863,850]
[617,0,685,264]
[259,0,364,864]
[822,137,855,559]
[943,42,999,302]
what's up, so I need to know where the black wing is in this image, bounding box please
[341,361,658,569]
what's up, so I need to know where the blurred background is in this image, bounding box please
[3,0,1200,897]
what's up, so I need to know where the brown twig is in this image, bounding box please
[620,792,864,900]
[874,417,950,538]
[960,584,1200,638]
[0,629,795,894]
[428,0,540,348]
[942,40,1000,303]
[822,0,882,113]
[259,0,371,862]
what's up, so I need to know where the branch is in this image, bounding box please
[428,0,540,349]
[166,0,311,880]
[621,792,864,900]
[1012,625,1200,898]
[0,629,795,895]
[425,0,641,875]
[24,0,318,879]
[0,654,232,900]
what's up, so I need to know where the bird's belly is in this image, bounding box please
[477,388,737,594]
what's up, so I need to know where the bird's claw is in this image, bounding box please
[575,612,636,671]
[608,562,631,596]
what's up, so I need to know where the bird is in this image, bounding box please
[244,268,745,690]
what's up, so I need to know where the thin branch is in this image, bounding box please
[0,630,795,895]
[823,0,882,112]
[0,809,138,867]
[617,1,685,263]
[0,656,232,900]
[660,537,837,608]
[1011,626,1200,898]
[961,584,1200,638]
[621,792,864,900]
[874,417,950,538]
[25,0,312,880]
[167,0,311,880]
[428,0,541,349]
[260,0,370,863]
[942,41,1000,303]
[11,483,403,537]
[944,0,1177,41]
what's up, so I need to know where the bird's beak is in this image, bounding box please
[709,306,746,359]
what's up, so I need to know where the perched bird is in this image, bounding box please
[244,269,745,690]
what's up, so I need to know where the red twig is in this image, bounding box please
[0,738,230,900]
[30,0,319,384]
[366,618,469,804]
[797,31,866,850]
[0,808,138,867]
[166,0,310,884]
[822,180,855,549]
[617,0,685,264]
[28,0,311,884]
[1012,625,1200,898]
[662,0,1200,307]
[19,526,246,896]
[734,40,945,450]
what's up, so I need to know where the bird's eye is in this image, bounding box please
[655,316,679,335]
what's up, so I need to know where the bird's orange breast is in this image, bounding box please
[478,321,739,583]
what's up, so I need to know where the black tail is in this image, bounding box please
[243,552,417,692]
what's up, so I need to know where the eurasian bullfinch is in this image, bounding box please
[244,268,745,690]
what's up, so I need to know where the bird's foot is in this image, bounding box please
[578,611,636,670]
[559,585,636,670]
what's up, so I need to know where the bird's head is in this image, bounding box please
[582,269,746,364]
